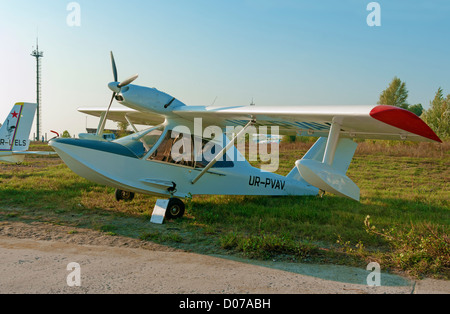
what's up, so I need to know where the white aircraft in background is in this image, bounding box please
[50,52,442,219]
[0,102,56,164]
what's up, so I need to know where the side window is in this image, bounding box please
[148,131,174,162]
[171,132,194,167]
[141,128,164,152]
[148,131,194,167]
[194,138,234,169]
[147,131,233,168]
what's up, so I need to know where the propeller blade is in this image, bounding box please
[118,74,139,88]
[101,52,138,137]
[106,92,116,113]
[98,92,116,136]
[110,51,118,82]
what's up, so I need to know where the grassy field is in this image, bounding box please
[0,140,448,279]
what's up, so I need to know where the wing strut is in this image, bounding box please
[96,112,107,137]
[191,118,256,185]
[125,114,139,133]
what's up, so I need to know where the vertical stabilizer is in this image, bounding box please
[0,103,37,152]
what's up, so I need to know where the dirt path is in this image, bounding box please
[0,221,448,294]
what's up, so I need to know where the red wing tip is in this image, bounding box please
[370,105,442,143]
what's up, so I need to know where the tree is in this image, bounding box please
[378,77,409,109]
[117,121,130,138]
[378,77,427,117]
[421,87,450,139]
[408,103,424,117]
[62,130,71,138]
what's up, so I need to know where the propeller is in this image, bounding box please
[97,52,139,136]
[111,51,118,82]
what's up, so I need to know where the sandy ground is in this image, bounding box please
[0,221,448,294]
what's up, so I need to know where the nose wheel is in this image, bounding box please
[115,189,135,202]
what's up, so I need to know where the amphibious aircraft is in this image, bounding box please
[0,102,56,164]
[49,52,442,219]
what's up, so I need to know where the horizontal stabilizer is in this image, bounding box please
[295,137,360,201]
[296,159,360,201]
[0,150,57,163]
[0,154,25,164]
[9,151,57,156]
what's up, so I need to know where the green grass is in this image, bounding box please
[0,141,448,279]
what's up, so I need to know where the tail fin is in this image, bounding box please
[287,137,360,201]
[0,103,37,152]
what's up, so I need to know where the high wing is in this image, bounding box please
[173,104,441,142]
[79,103,441,143]
[79,107,165,127]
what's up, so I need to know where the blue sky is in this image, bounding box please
[1,0,449,137]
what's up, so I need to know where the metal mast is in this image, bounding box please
[31,38,43,141]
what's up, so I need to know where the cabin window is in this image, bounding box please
[146,130,234,168]
[194,138,234,169]
[148,130,194,167]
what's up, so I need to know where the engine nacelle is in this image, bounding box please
[109,83,186,114]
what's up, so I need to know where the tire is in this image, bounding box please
[115,189,135,202]
[165,198,185,220]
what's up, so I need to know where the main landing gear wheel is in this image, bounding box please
[115,189,135,202]
[165,198,185,220]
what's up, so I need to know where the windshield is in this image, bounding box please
[114,125,165,158]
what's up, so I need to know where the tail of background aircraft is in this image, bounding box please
[0,102,54,163]
[0,103,36,152]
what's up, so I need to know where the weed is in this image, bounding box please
[364,215,450,278]
[336,235,366,255]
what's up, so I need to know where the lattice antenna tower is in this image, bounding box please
[31,38,43,141]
